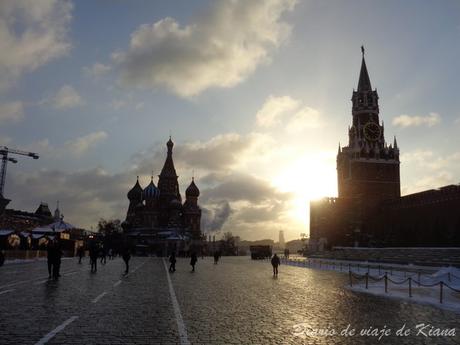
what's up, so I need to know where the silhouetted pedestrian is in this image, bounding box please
[47,240,56,278]
[271,254,280,276]
[53,241,63,279]
[100,247,107,265]
[169,252,176,272]
[213,251,220,264]
[89,244,98,273]
[122,248,131,274]
[77,246,84,264]
[190,252,197,272]
[0,250,5,267]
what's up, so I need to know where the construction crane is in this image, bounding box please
[0,146,39,198]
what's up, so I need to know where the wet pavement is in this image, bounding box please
[0,256,458,344]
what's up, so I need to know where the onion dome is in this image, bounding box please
[143,177,160,199]
[127,177,143,200]
[170,198,182,209]
[185,178,200,198]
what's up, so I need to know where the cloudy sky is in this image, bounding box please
[1,0,460,241]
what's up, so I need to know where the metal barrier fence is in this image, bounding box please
[348,271,460,304]
[279,257,460,304]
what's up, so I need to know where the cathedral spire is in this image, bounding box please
[160,137,178,178]
[357,46,372,92]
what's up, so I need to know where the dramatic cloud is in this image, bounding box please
[64,131,108,156]
[256,95,300,127]
[8,168,130,228]
[201,172,290,204]
[83,62,111,78]
[256,95,322,131]
[0,0,72,89]
[392,112,441,128]
[115,0,297,97]
[21,131,108,159]
[201,201,232,233]
[131,133,271,176]
[47,85,85,110]
[0,101,24,124]
[285,106,321,132]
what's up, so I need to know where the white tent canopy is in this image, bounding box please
[47,220,76,231]
[0,229,14,236]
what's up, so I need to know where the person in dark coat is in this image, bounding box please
[77,246,84,264]
[53,241,63,279]
[271,254,280,276]
[89,243,98,273]
[122,248,131,274]
[100,246,107,265]
[213,251,220,264]
[47,240,56,278]
[169,252,176,272]
[190,252,198,272]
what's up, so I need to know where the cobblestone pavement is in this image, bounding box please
[0,256,458,344]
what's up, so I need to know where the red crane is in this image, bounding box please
[0,146,39,198]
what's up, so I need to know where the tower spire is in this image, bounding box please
[357,46,372,92]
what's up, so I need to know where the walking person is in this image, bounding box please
[89,243,98,273]
[100,246,107,265]
[47,240,56,278]
[53,241,63,279]
[213,251,220,264]
[190,252,198,272]
[271,253,280,276]
[77,246,84,264]
[169,252,176,272]
[122,247,131,274]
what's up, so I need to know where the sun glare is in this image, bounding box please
[272,153,337,225]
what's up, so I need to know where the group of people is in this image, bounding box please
[77,243,131,274]
[46,239,63,279]
[168,252,198,272]
[168,251,281,276]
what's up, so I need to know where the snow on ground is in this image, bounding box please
[280,257,460,313]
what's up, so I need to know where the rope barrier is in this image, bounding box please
[387,277,410,285]
[443,282,460,293]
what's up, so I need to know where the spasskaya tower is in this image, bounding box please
[337,47,400,202]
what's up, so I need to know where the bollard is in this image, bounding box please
[384,273,388,293]
[367,265,370,274]
[348,263,351,272]
[365,273,369,289]
[440,282,443,304]
[417,272,421,287]
[349,271,352,287]
[409,277,412,298]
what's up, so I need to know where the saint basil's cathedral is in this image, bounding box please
[122,138,202,254]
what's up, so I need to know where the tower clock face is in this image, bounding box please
[363,122,381,141]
